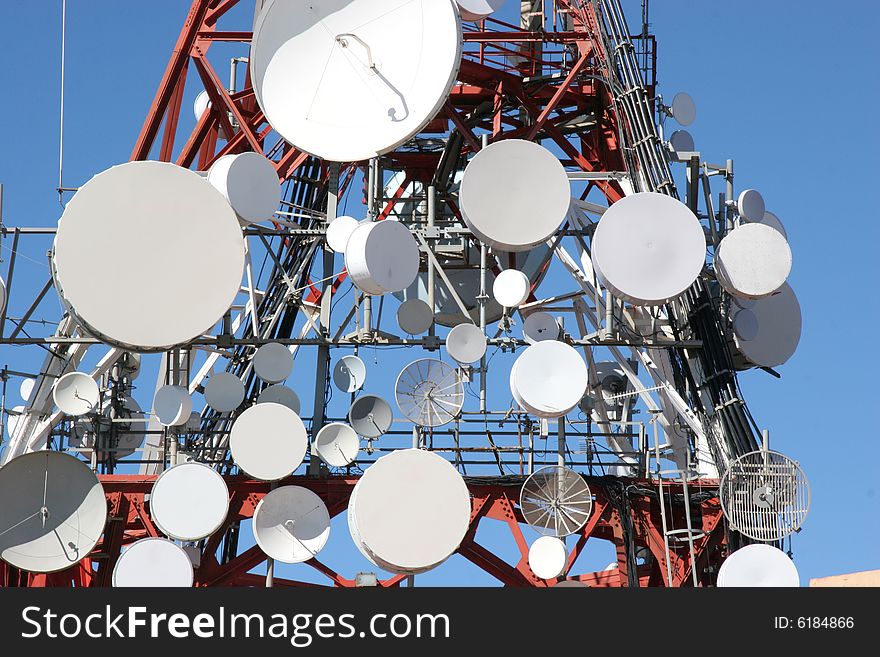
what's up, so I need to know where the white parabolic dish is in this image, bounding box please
[207,152,279,224]
[314,423,360,467]
[510,341,588,418]
[446,323,486,364]
[591,192,705,305]
[348,449,471,574]
[459,139,571,251]
[53,371,100,416]
[258,384,301,414]
[344,220,420,295]
[733,282,801,368]
[52,161,245,351]
[253,486,331,563]
[332,355,367,393]
[717,544,799,587]
[229,403,308,480]
[397,298,434,335]
[325,216,361,253]
[0,451,107,573]
[149,462,230,541]
[737,189,765,222]
[112,538,194,588]
[523,311,560,343]
[253,342,294,384]
[528,536,567,580]
[715,223,791,299]
[153,385,193,427]
[493,268,531,308]
[204,372,246,412]
[251,0,463,162]
[456,0,506,21]
[348,394,393,439]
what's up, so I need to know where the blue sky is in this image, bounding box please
[0,1,877,586]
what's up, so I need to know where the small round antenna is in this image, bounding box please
[348,394,393,439]
[332,355,367,393]
[736,189,766,222]
[253,486,331,563]
[523,311,560,344]
[257,384,301,414]
[193,89,210,121]
[446,323,487,364]
[731,282,801,368]
[207,152,279,225]
[253,342,293,384]
[460,140,570,251]
[149,462,230,541]
[669,129,695,152]
[52,371,99,416]
[520,465,593,537]
[456,0,507,22]
[0,451,107,573]
[715,223,791,299]
[204,372,245,412]
[670,92,696,126]
[19,378,35,403]
[112,538,193,587]
[510,341,588,418]
[395,359,464,427]
[397,298,434,335]
[717,544,799,587]
[348,449,471,574]
[492,269,531,308]
[720,446,809,542]
[314,423,360,467]
[592,192,705,305]
[325,216,361,253]
[344,221,420,295]
[229,403,308,480]
[153,385,193,427]
[760,210,788,238]
[528,536,567,580]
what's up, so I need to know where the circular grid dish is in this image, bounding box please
[519,465,592,537]
[52,161,245,351]
[251,0,463,162]
[395,359,464,427]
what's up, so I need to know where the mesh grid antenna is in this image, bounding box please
[520,466,593,537]
[720,448,809,542]
[395,359,464,427]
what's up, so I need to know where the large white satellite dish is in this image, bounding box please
[670,92,696,126]
[520,465,592,537]
[229,403,308,480]
[0,451,107,573]
[523,311,560,343]
[153,385,193,427]
[446,323,487,364]
[149,462,230,541]
[314,423,360,467]
[348,394,393,439]
[717,544,799,587]
[591,192,705,306]
[252,342,293,384]
[732,282,801,368]
[493,268,531,308]
[332,355,367,393]
[204,372,245,412]
[528,536,567,580]
[348,449,471,574]
[325,216,361,254]
[52,161,245,351]
[510,341,588,418]
[459,140,571,251]
[456,0,506,21]
[397,298,434,335]
[737,189,765,222]
[253,486,331,563]
[112,538,193,587]
[52,371,99,416]
[207,152,279,225]
[395,359,464,427]
[344,220,420,295]
[257,384,301,414]
[251,0,463,162]
[715,223,791,299]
